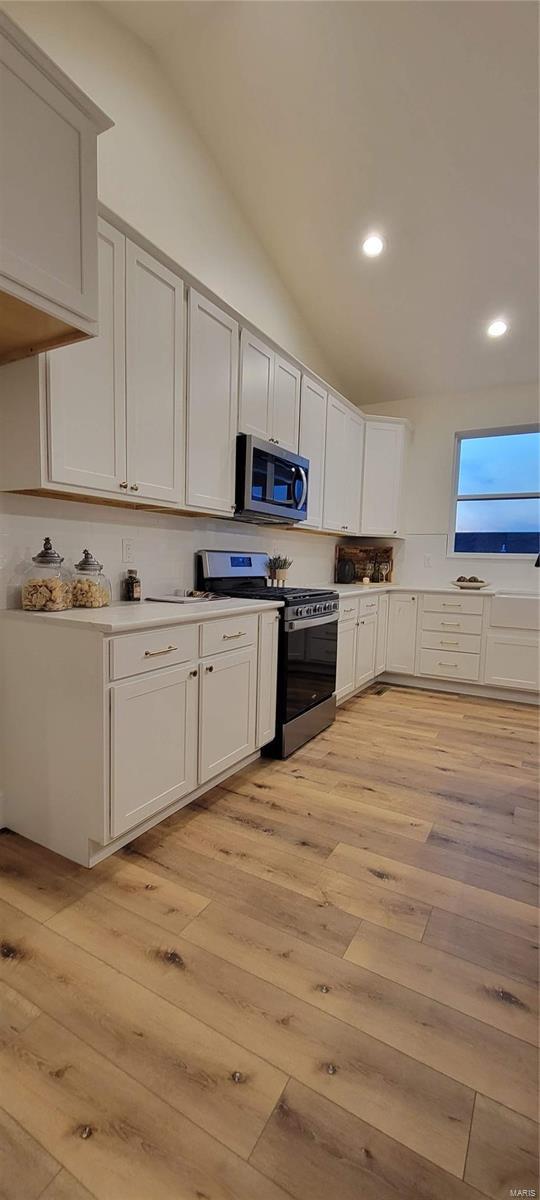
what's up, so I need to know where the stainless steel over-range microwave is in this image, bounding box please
[235,434,309,524]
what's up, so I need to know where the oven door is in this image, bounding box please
[281,614,338,723]
[236,434,309,522]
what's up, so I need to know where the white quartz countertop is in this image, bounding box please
[2,597,284,634]
[326,582,500,597]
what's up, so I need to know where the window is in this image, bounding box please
[451,428,540,555]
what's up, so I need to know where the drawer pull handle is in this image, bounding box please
[343,607,356,614]
[441,602,462,608]
[438,660,458,667]
[144,645,177,657]
[440,640,459,646]
[222,631,245,640]
[440,621,461,627]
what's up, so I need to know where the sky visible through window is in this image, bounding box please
[454,430,540,553]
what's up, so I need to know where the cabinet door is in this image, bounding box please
[125,241,184,503]
[355,614,377,687]
[239,329,274,441]
[110,664,199,838]
[256,609,279,747]
[199,647,257,783]
[386,593,418,673]
[375,593,389,675]
[361,422,405,535]
[299,375,327,528]
[322,394,348,532]
[0,24,99,324]
[272,355,300,451]
[484,633,540,691]
[186,290,239,514]
[47,219,126,494]
[336,620,357,702]
[344,410,365,534]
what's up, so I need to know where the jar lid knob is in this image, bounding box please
[32,537,64,566]
[74,548,103,572]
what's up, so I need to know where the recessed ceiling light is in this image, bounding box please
[487,318,509,338]
[362,233,385,258]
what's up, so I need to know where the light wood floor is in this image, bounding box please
[0,684,538,1200]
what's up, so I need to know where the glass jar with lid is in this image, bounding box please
[21,537,72,611]
[71,549,112,608]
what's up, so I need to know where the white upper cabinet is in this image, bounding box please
[322,395,348,532]
[272,355,301,452]
[239,331,300,451]
[0,12,112,364]
[299,375,327,528]
[239,330,274,441]
[186,289,239,514]
[125,242,184,504]
[344,410,365,533]
[361,420,407,536]
[323,395,364,534]
[48,219,126,493]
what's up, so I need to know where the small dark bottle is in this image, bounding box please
[123,568,141,601]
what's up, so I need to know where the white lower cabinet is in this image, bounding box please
[336,618,357,702]
[199,647,257,783]
[386,593,418,673]
[375,593,389,675]
[484,633,540,691]
[0,608,279,866]
[111,664,198,838]
[256,610,279,747]
[355,614,377,687]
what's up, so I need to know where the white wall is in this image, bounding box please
[4,0,338,386]
[364,382,539,587]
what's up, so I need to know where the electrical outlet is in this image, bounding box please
[424,554,432,568]
[122,539,135,564]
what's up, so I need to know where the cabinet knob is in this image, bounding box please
[119,481,128,490]
[205,664,214,673]
[189,669,198,678]
[130,483,139,492]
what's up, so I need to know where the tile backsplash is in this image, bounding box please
[0,493,338,608]
[2,495,536,610]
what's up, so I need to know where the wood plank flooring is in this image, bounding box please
[0,684,538,1199]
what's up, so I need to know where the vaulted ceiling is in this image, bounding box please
[104,0,538,404]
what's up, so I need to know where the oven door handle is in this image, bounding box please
[284,612,338,632]
[293,464,308,511]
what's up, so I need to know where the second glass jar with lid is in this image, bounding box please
[72,550,112,608]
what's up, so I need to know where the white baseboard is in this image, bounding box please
[380,672,539,705]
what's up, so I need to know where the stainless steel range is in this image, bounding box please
[196,550,339,757]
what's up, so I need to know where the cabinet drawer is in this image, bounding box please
[358,596,379,616]
[423,594,484,616]
[339,598,359,624]
[419,648,480,681]
[110,625,198,680]
[200,613,258,657]
[421,613,482,635]
[420,631,481,654]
